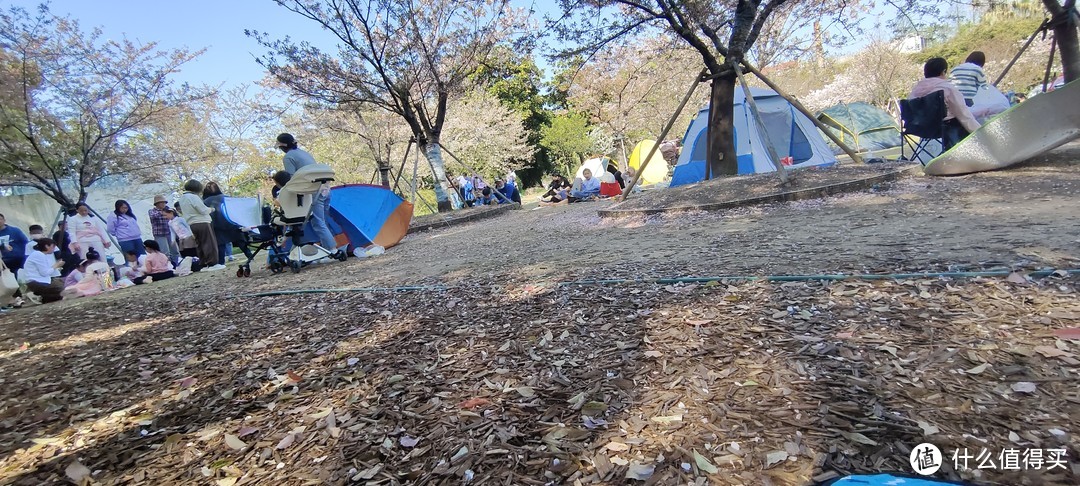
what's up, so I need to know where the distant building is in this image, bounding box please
[892,36,925,54]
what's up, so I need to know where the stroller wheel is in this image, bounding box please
[243,265,251,277]
[290,260,301,273]
[337,250,348,262]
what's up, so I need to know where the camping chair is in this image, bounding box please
[899,90,947,165]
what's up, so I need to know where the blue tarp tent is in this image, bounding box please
[327,184,413,250]
[670,87,836,186]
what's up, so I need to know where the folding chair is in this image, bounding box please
[899,90,947,164]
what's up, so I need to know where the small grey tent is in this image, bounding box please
[816,102,901,155]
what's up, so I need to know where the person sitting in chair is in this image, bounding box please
[909,57,981,152]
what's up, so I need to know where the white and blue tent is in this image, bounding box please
[670,87,836,186]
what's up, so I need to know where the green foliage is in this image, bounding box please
[918,15,1043,66]
[539,113,592,177]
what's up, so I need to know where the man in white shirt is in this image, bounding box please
[909,57,982,152]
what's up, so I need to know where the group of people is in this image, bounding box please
[453,173,521,208]
[909,51,1011,152]
[539,163,636,205]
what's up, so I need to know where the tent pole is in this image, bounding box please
[392,141,413,194]
[619,68,706,201]
[1042,34,1057,93]
[740,60,864,164]
[409,139,421,204]
[437,143,514,205]
[994,20,1048,86]
[734,64,791,185]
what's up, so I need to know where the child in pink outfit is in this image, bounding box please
[133,240,174,285]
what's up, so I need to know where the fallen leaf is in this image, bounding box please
[1011,382,1038,394]
[179,376,197,388]
[399,435,419,448]
[65,460,92,482]
[693,449,718,474]
[220,389,234,400]
[216,478,238,486]
[1053,328,1080,339]
[643,350,663,358]
[237,427,258,438]
[839,431,879,446]
[224,434,247,450]
[625,463,654,480]
[610,456,629,466]
[514,386,535,398]
[276,433,296,450]
[963,363,990,375]
[138,370,154,379]
[686,319,711,326]
[347,357,360,366]
[605,441,630,452]
[1006,272,1028,284]
[458,397,492,409]
[351,463,382,480]
[765,451,789,468]
[916,420,940,436]
[286,370,302,382]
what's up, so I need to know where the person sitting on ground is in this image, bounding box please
[64,259,88,288]
[540,174,571,203]
[949,51,987,106]
[133,240,175,284]
[22,238,65,304]
[568,168,601,203]
[116,250,143,281]
[477,185,496,206]
[62,248,113,298]
[909,57,981,152]
[494,179,520,204]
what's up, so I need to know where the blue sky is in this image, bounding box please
[8,0,554,89]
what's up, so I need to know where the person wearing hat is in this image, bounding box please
[275,133,340,256]
[148,195,179,264]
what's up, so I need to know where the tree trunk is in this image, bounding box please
[1049,2,1080,82]
[419,141,453,212]
[705,73,739,178]
[377,161,392,188]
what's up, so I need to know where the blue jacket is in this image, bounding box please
[0,225,29,260]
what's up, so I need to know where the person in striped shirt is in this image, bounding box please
[949,51,987,105]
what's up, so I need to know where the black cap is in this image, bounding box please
[276,133,296,146]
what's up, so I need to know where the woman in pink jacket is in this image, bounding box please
[66,203,111,260]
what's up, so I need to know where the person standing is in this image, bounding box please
[202,181,254,266]
[148,195,180,264]
[106,200,145,257]
[66,203,111,260]
[178,180,225,271]
[52,219,79,276]
[0,214,29,273]
[276,133,340,256]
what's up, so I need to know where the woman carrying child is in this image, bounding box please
[23,238,65,303]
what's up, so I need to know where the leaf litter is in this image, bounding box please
[0,273,1075,485]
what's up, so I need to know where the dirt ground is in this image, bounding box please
[1,143,1079,485]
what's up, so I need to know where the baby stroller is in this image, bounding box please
[227,164,347,276]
